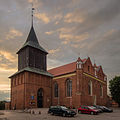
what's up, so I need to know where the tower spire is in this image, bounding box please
[31,3,35,27]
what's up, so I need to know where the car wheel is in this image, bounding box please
[78,110,82,114]
[62,113,66,117]
[90,112,94,115]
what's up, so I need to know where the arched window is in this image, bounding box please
[66,79,72,97]
[54,82,58,97]
[100,84,103,97]
[77,61,82,69]
[95,68,97,78]
[88,80,92,95]
[88,66,90,72]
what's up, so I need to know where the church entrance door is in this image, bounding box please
[37,88,43,108]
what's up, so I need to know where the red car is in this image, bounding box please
[78,106,99,115]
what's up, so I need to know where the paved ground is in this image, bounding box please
[0,108,120,120]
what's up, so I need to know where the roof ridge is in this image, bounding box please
[48,61,77,71]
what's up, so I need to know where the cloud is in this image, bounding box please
[45,31,54,35]
[0,84,10,91]
[103,29,116,38]
[6,28,23,40]
[59,31,89,45]
[76,0,120,33]
[35,12,50,24]
[54,14,63,20]
[64,12,84,23]
[0,50,17,62]
[0,50,17,71]
[0,89,10,101]
[47,58,63,70]
[58,27,75,34]
[48,48,60,54]
[27,0,43,8]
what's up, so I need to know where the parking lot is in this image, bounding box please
[0,108,120,120]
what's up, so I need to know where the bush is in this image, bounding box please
[0,101,6,110]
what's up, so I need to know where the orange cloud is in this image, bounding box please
[0,50,17,62]
[48,48,60,54]
[73,33,89,43]
[35,13,50,24]
[59,29,89,45]
[0,64,17,72]
[6,28,23,40]
[45,31,54,35]
[64,12,84,23]
[0,84,10,91]
[58,27,75,33]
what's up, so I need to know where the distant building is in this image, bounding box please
[5,102,11,110]
[9,25,107,109]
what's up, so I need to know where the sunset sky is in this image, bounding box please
[0,0,120,101]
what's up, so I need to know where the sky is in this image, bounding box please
[0,0,120,101]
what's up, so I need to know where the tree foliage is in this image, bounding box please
[109,76,120,107]
[0,101,6,110]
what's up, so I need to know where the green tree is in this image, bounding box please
[0,101,6,110]
[109,76,120,107]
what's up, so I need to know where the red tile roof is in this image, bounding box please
[48,59,87,77]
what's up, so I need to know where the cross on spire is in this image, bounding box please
[31,3,35,26]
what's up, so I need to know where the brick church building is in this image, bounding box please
[10,25,107,109]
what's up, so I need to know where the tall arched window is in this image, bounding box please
[77,61,82,69]
[88,80,92,95]
[54,82,58,97]
[100,84,103,97]
[66,79,72,97]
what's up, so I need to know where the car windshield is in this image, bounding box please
[61,106,68,110]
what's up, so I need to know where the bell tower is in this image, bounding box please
[10,5,53,109]
[17,26,48,71]
[17,6,48,71]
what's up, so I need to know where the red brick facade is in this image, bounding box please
[49,57,107,108]
[11,72,52,109]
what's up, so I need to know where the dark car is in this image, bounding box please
[78,106,99,115]
[48,106,76,117]
[102,106,113,112]
[93,105,113,113]
[93,105,104,112]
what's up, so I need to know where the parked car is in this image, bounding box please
[93,105,104,112]
[102,106,113,112]
[88,106,103,113]
[48,106,76,117]
[78,106,99,115]
[93,105,113,113]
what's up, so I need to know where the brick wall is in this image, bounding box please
[11,71,52,109]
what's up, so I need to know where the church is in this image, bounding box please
[9,15,107,110]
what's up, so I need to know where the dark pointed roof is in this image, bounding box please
[17,26,48,54]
